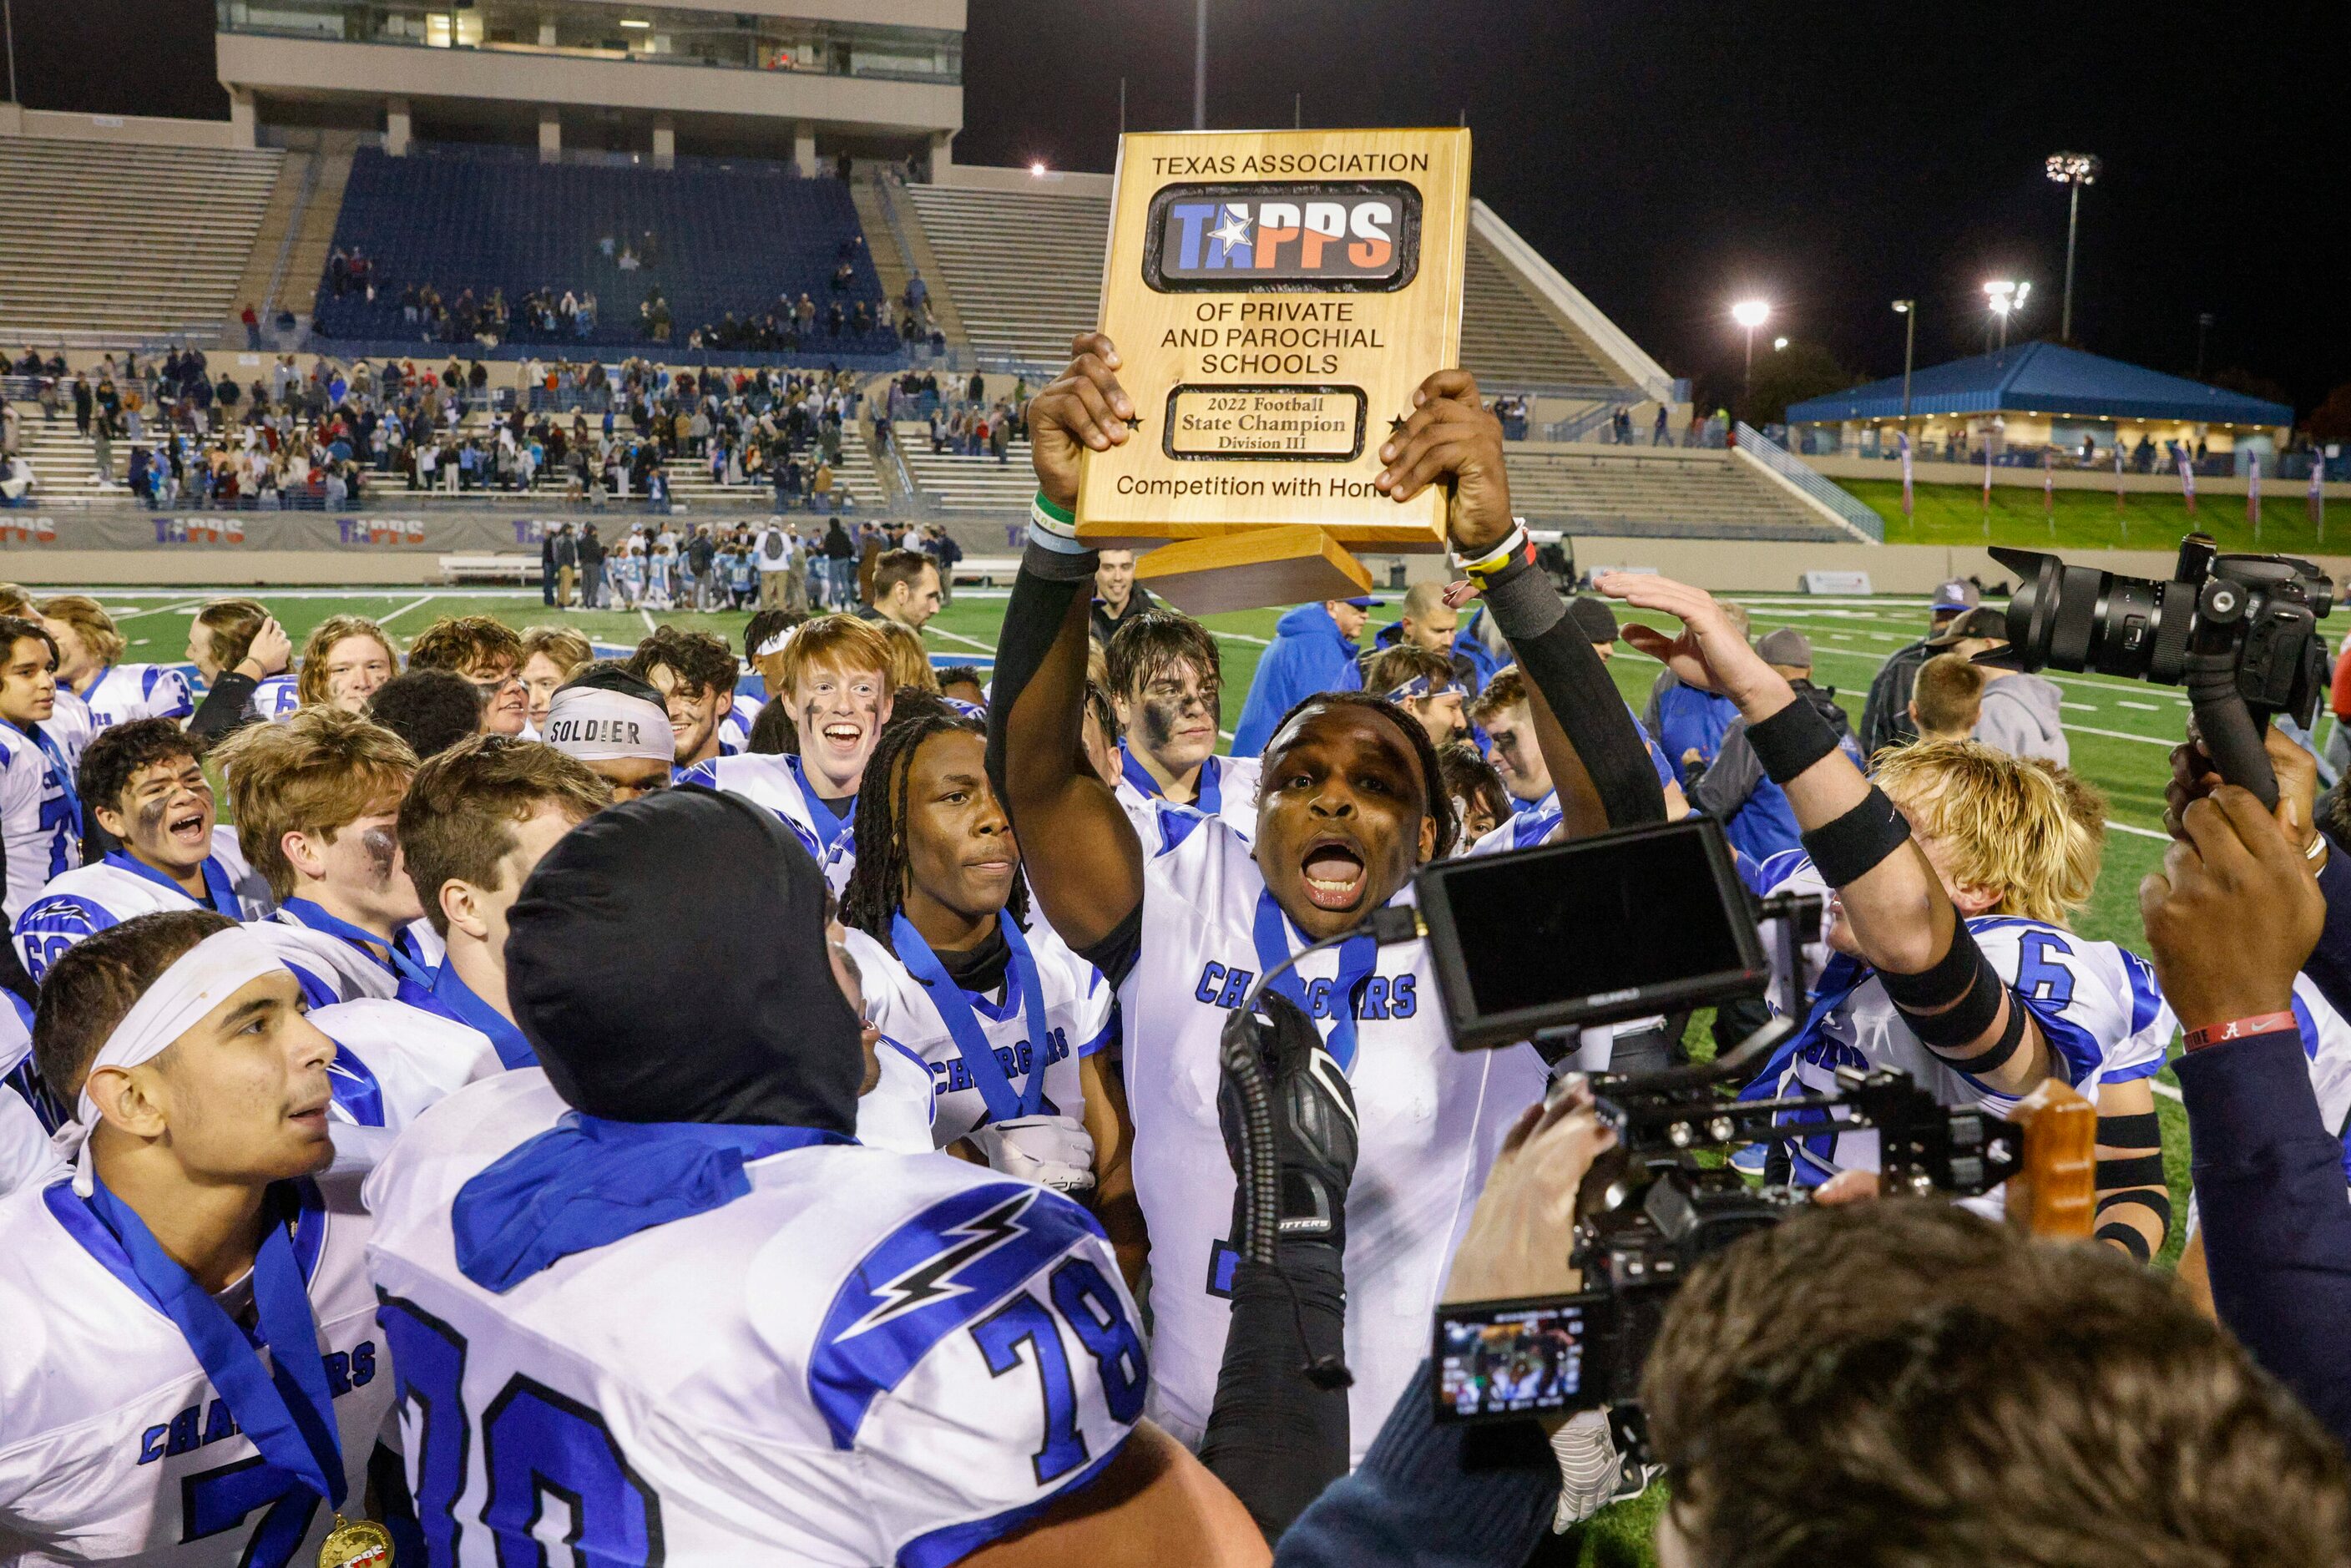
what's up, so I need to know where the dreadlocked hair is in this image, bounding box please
[841,706,1031,945]
[1266,688,1457,861]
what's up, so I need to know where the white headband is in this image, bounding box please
[543,685,675,764]
[751,624,797,660]
[53,925,287,1193]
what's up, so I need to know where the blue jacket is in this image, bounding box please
[2176,1024,2351,1450]
[1232,604,1364,757]
[1369,610,1503,698]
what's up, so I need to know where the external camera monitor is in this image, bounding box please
[1417,816,1769,1051]
[1432,1295,1615,1423]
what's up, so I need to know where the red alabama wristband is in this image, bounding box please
[2181,1011,2299,1052]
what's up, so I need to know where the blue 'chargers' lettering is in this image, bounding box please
[129,1342,377,1463]
[1193,964,1417,1019]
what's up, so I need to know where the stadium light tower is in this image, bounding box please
[1193,0,1207,129]
[1731,298,1770,406]
[2045,152,2101,344]
[1892,300,1917,431]
[1984,280,2029,354]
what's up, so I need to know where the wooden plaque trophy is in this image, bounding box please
[1076,128,1472,614]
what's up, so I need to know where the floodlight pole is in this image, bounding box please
[2060,178,2083,342]
[1894,301,1916,433]
[2,0,17,108]
[1193,0,1206,130]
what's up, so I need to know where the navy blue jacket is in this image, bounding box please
[2177,1024,2351,1449]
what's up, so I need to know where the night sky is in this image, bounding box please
[22,0,2348,412]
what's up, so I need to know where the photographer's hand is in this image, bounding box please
[2141,784,2324,1034]
[1027,331,1133,513]
[2166,725,2320,862]
[1442,1080,1616,1306]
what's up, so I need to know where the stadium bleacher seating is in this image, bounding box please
[1504,444,1848,542]
[0,137,284,340]
[897,427,1036,513]
[899,184,1108,367]
[311,147,900,357]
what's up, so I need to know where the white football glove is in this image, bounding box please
[970,1114,1096,1195]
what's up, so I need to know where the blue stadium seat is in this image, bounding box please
[311,146,898,356]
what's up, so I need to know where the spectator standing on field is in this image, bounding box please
[539,525,560,607]
[578,523,607,609]
[552,524,580,609]
[1860,578,1980,756]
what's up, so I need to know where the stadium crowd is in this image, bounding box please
[0,348,877,513]
[0,335,2348,1568]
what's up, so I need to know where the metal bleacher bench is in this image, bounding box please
[439,554,541,585]
[952,556,1019,587]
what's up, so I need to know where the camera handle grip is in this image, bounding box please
[2185,649,2278,811]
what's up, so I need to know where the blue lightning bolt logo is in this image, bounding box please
[834,1188,1038,1341]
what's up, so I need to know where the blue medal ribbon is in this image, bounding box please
[1120,745,1221,814]
[1250,888,1380,1073]
[280,898,435,990]
[32,726,82,837]
[104,849,244,919]
[785,755,855,857]
[891,911,1050,1125]
[83,1175,345,1507]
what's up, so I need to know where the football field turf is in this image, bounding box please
[63,582,2219,1565]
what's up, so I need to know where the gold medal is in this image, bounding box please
[317,1513,395,1568]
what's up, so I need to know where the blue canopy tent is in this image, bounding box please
[1788,342,2289,432]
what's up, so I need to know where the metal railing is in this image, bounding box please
[1734,422,1883,543]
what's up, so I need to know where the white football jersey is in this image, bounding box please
[0,722,79,924]
[1118,806,1547,1460]
[246,910,429,1007]
[855,1035,940,1156]
[249,675,301,721]
[0,1171,391,1566]
[0,996,57,1199]
[1762,913,2174,1186]
[73,664,196,733]
[13,832,275,985]
[362,1071,1145,1566]
[674,751,856,893]
[315,998,500,1136]
[1114,749,1263,849]
[842,920,1115,1149]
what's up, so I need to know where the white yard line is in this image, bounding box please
[110,599,206,620]
[375,594,436,629]
[2060,701,2100,711]
[2108,820,2171,840]
[2116,700,2161,711]
[1214,630,1272,645]
[2064,723,2176,748]
[2152,1080,2182,1102]
[926,626,997,654]
[640,609,658,635]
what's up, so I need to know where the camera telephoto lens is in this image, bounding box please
[1989,545,2190,685]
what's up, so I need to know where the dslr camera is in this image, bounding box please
[1989,534,2334,805]
[1410,817,2086,1444]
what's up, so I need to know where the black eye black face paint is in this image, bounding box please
[361,825,398,886]
[133,797,169,838]
[1140,693,1190,749]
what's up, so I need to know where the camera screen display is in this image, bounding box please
[1425,820,1757,1039]
[1433,1297,1610,1422]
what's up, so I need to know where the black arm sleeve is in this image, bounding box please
[1484,564,1667,827]
[1199,1246,1351,1543]
[187,670,261,746]
[981,542,1095,826]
